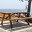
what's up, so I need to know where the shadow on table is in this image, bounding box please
[0,22,32,31]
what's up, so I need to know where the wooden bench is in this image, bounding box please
[7,17,32,28]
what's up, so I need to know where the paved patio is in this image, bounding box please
[0,20,32,32]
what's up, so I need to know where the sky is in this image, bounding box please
[0,0,28,9]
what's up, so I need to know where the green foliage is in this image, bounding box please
[21,0,23,1]
[19,0,28,2]
[19,0,24,2]
[25,0,28,1]
[19,0,28,10]
[28,19,32,21]
[25,5,28,10]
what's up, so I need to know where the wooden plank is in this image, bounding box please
[7,17,32,20]
[0,12,29,14]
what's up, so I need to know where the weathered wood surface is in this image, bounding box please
[0,12,30,21]
[0,12,29,14]
[0,14,9,21]
[7,17,32,21]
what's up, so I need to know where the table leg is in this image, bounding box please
[27,20,29,25]
[25,14,29,25]
[8,14,13,28]
[1,14,5,25]
[10,20,13,28]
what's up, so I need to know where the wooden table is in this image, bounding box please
[0,12,29,28]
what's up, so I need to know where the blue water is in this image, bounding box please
[0,9,27,12]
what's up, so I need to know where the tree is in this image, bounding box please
[19,0,31,25]
[19,0,31,17]
[27,0,31,17]
[26,0,31,25]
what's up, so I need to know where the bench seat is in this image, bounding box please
[7,17,32,21]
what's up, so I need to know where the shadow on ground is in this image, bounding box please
[0,21,32,31]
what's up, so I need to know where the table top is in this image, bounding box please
[0,12,29,14]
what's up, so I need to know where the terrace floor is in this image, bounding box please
[0,20,32,32]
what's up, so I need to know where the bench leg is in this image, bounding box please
[10,20,13,28]
[27,22,29,25]
[25,19,30,25]
[1,14,5,25]
[25,20,29,25]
